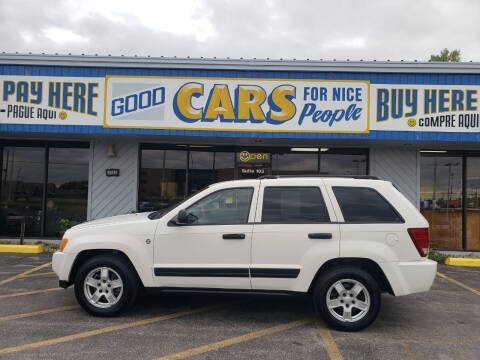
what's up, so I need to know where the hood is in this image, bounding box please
[72,212,152,230]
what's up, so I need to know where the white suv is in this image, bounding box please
[52,176,437,331]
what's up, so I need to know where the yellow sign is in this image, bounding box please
[238,151,269,163]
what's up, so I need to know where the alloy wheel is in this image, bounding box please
[325,278,371,323]
[83,267,124,309]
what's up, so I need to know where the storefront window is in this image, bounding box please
[0,147,45,237]
[320,154,367,175]
[189,151,235,194]
[213,152,235,183]
[0,143,89,238]
[271,150,367,176]
[272,153,318,175]
[45,148,89,237]
[189,151,215,194]
[420,156,463,249]
[466,157,480,250]
[139,149,187,212]
[140,145,368,212]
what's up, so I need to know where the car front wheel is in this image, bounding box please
[74,255,139,316]
[313,267,381,331]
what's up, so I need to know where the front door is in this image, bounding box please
[153,184,258,289]
[250,179,340,291]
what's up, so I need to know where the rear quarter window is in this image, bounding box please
[333,186,404,223]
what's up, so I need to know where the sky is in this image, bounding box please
[1,0,479,62]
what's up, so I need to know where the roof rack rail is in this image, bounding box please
[257,175,380,180]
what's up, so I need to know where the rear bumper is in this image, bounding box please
[381,259,437,296]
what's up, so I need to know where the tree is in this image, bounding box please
[430,48,461,62]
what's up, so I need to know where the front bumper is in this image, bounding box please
[381,259,437,296]
[52,251,76,283]
[59,280,71,288]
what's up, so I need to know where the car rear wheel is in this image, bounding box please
[313,267,381,331]
[74,255,139,316]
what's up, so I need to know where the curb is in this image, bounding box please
[445,257,480,267]
[0,244,44,254]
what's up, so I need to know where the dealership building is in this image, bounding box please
[0,53,479,251]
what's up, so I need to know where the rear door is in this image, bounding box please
[250,179,340,292]
[323,179,418,263]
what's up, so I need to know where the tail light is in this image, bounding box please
[408,228,429,257]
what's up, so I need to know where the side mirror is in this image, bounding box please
[176,209,188,225]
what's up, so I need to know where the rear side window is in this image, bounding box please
[333,187,403,223]
[262,186,330,223]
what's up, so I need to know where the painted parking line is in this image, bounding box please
[0,303,228,355]
[437,271,480,296]
[0,287,63,300]
[0,305,80,322]
[316,321,343,360]
[0,261,52,286]
[397,337,480,346]
[155,318,312,360]
[19,271,56,278]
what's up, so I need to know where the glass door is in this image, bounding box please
[45,147,89,237]
[466,157,480,250]
[420,156,463,249]
[1,146,45,237]
[188,151,235,193]
[236,151,271,179]
[139,149,187,212]
[236,163,270,179]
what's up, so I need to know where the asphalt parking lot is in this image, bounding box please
[0,253,479,360]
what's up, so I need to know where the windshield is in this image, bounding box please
[147,186,210,220]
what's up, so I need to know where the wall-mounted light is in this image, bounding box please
[107,144,116,157]
[177,145,213,148]
[420,150,447,153]
[290,147,319,152]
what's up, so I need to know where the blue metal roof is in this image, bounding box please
[1,123,479,142]
[2,53,480,73]
[1,63,480,142]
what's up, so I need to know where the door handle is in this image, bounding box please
[308,233,332,239]
[223,233,245,240]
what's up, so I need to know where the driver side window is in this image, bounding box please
[185,187,254,225]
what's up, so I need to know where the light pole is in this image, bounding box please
[444,162,459,210]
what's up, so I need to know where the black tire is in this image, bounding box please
[74,255,139,316]
[313,267,381,331]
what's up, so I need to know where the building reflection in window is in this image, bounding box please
[213,152,235,183]
[0,147,45,237]
[139,149,187,212]
[0,144,89,238]
[320,154,367,175]
[420,156,463,249]
[189,151,235,194]
[45,148,89,237]
[189,151,215,194]
[272,153,318,175]
[466,157,480,250]
[139,146,368,213]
